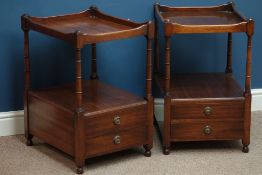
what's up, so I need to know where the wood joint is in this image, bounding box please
[21,14,30,31]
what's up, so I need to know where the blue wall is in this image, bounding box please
[0,0,261,112]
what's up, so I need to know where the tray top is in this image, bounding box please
[161,11,244,25]
[29,13,133,35]
[155,2,253,34]
[22,6,152,46]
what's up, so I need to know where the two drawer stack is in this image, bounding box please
[85,103,148,158]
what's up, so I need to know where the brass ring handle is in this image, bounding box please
[113,136,121,145]
[203,126,212,135]
[113,116,121,125]
[203,106,213,116]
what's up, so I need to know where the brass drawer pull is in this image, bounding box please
[203,106,213,116]
[203,126,212,135]
[113,116,121,125]
[113,135,121,145]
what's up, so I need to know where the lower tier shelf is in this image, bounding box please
[154,73,248,151]
[27,80,151,158]
[29,80,146,115]
[155,73,244,99]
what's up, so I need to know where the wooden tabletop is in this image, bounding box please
[21,6,152,46]
[155,2,251,34]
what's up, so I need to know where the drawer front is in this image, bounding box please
[85,103,147,138]
[171,119,243,141]
[171,99,244,119]
[85,126,147,157]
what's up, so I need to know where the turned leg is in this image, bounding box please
[74,37,86,174]
[143,144,152,157]
[163,147,170,155]
[22,19,33,147]
[143,30,154,158]
[163,37,171,155]
[242,143,249,153]
[76,167,84,174]
[26,134,33,146]
[242,20,254,154]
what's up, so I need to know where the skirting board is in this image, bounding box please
[0,110,24,137]
[0,89,261,137]
[155,89,262,121]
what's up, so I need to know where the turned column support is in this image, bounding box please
[74,31,84,110]
[154,3,160,73]
[146,37,153,99]
[242,19,255,153]
[21,14,33,145]
[90,43,99,79]
[226,33,233,74]
[74,31,85,174]
[143,22,154,157]
[164,36,171,96]
[244,19,255,95]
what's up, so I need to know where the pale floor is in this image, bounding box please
[0,111,262,175]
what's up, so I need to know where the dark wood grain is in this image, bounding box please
[21,7,149,46]
[90,43,98,79]
[22,6,154,174]
[29,96,74,155]
[226,33,233,73]
[155,2,248,34]
[85,104,147,138]
[154,2,254,154]
[171,119,243,141]
[242,19,255,153]
[171,99,244,119]
[85,126,147,158]
[29,80,145,114]
[155,73,244,99]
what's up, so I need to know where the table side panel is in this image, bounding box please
[29,95,74,156]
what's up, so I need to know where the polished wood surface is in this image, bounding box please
[85,104,147,138]
[29,80,145,114]
[154,2,255,154]
[155,73,244,99]
[29,96,74,155]
[22,6,154,174]
[155,2,249,34]
[161,11,244,25]
[171,99,244,119]
[171,119,243,141]
[85,126,147,158]
[22,7,150,45]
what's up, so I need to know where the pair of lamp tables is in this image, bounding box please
[21,2,254,174]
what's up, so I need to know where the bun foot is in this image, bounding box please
[144,150,151,157]
[242,146,249,153]
[163,147,170,155]
[26,139,33,146]
[76,167,84,174]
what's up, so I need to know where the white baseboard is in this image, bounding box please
[154,89,262,121]
[251,89,262,111]
[0,110,24,137]
[0,89,261,137]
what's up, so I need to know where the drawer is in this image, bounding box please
[171,99,244,119]
[85,103,147,137]
[85,126,147,158]
[171,119,243,141]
